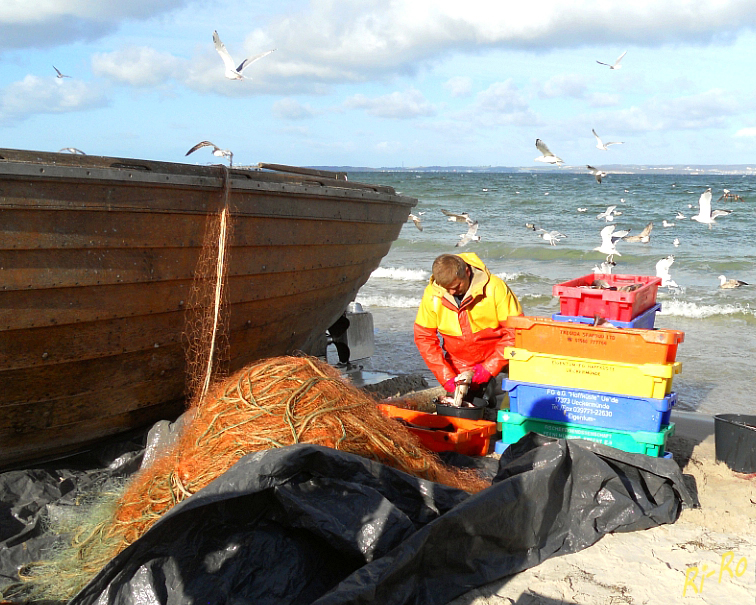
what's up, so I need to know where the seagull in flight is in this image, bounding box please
[691,187,732,229]
[53,66,71,79]
[456,219,480,247]
[624,221,653,243]
[675,211,686,220]
[441,209,471,222]
[537,229,567,246]
[594,224,625,263]
[407,213,423,231]
[58,147,86,155]
[213,30,275,80]
[596,51,627,69]
[656,256,679,288]
[534,139,564,165]
[718,275,749,289]
[586,165,608,183]
[592,129,624,151]
[596,205,617,222]
[185,140,234,166]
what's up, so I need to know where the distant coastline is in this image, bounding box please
[310,165,756,176]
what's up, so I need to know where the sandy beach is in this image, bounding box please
[448,431,756,605]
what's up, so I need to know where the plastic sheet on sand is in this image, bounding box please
[0,431,696,605]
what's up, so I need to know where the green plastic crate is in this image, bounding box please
[497,410,675,457]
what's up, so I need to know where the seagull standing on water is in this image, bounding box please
[596,51,627,69]
[718,275,749,289]
[592,129,624,151]
[691,187,732,229]
[213,30,275,80]
[456,219,480,247]
[534,139,564,165]
[186,141,234,166]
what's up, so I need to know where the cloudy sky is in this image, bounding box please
[2,0,755,168]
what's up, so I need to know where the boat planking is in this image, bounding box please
[0,148,417,468]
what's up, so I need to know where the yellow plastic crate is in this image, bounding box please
[504,347,681,399]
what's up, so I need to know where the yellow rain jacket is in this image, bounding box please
[413,253,523,386]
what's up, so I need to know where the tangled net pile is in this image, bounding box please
[24,355,489,600]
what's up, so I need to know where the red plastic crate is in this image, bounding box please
[377,404,497,456]
[552,273,661,322]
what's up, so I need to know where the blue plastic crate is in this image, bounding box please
[504,379,676,432]
[552,302,661,329]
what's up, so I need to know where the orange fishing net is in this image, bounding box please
[97,355,489,560]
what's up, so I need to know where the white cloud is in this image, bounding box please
[272,97,316,120]
[0,74,107,123]
[251,1,756,84]
[588,92,621,107]
[92,47,184,87]
[540,74,587,99]
[0,1,188,50]
[475,80,530,114]
[344,89,435,119]
[444,76,472,98]
[734,127,756,137]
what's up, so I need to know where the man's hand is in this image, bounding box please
[471,364,492,386]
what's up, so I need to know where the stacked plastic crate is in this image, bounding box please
[496,273,684,457]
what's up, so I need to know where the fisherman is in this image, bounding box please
[414,253,523,409]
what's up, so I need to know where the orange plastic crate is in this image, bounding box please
[377,404,497,457]
[553,274,661,322]
[506,315,684,364]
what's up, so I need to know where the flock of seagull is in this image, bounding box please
[54,30,275,166]
[406,184,748,291]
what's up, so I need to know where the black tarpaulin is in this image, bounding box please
[1,433,696,605]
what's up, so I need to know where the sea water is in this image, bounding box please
[349,171,756,416]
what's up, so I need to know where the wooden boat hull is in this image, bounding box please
[0,149,417,468]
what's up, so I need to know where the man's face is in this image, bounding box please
[445,267,471,297]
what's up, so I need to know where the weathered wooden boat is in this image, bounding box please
[0,148,417,468]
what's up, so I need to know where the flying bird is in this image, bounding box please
[407,213,423,231]
[656,256,679,288]
[718,275,748,289]
[592,129,624,151]
[596,205,617,222]
[586,165,608,183]
[594,224,625,263]
[673,238,680,247]
[58,147,86,155]
[691,188,732,228]
[53,66,71,79]
[213,30,275,80]
[441,209,471,222]
[537,229,567,246]
[456,219,480,247]
[624,221,653,243]
[596,51,627,69]
[185,140,234,166]
[534,139,563,165]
